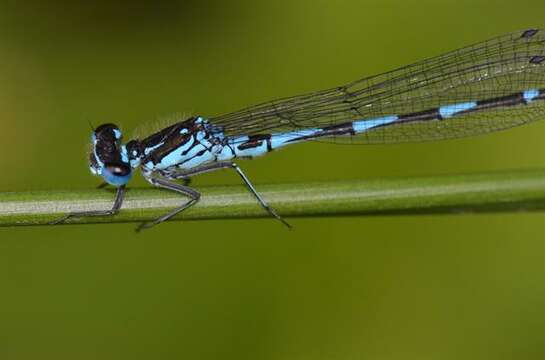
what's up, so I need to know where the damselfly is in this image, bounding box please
[52,29,545,231]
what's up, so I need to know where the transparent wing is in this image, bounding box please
[210,29,545,144]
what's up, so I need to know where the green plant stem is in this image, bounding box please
[2,168,545,227]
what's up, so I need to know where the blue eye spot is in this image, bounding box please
[102,164,132,186]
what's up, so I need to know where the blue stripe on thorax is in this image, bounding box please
[152,137,195,170]
[143,127,224,171]
[144,142,164,155]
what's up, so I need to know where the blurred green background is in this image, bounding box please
[2,0,545,358]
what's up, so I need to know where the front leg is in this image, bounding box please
[50,185,126,225]
[137,173,201,232]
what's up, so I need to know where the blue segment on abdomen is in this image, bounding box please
[269,129,320,149]
[266,116,399,150]
[353,115,398,133]
[225,135,271,158]
[523,89,539,102]
[227,116,401,159]
[439,102,477,118]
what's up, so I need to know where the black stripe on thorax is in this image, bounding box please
[145,132,193,165]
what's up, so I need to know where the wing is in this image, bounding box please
[210,29,545,144]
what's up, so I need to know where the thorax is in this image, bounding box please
[128,117,227,173]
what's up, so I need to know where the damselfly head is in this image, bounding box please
[89,123,132,186]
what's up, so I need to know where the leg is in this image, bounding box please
[171,162,291,228]
[231,163,291,229]
[96,182,109,189]
[50,185,126,225]
[137,174,201,232]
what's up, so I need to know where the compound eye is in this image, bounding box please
[102,162,132,186]
[88,152,101,175]
[105,163,131,176]
[95,123,121,138]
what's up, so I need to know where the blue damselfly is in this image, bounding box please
[52,29,545,230]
